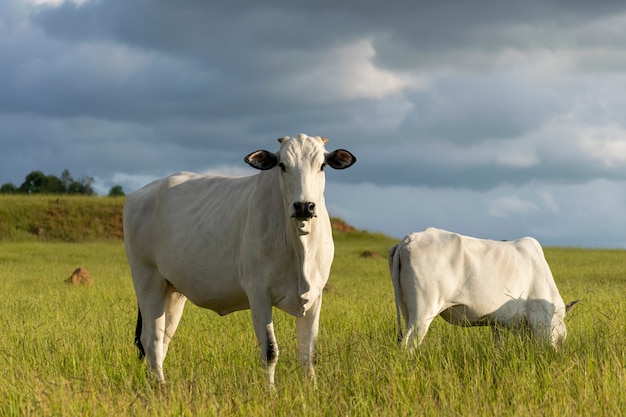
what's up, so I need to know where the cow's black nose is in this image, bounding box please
[293,201,316,219]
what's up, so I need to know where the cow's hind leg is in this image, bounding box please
[401,284,438,352]
[162,285,187,359]
[404,314,437,353]
[296,295,322,383]
[133,267,169,382]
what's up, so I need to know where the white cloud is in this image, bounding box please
[283,39,424,103]
[495,151,539,168]
[200,165,256,178]
[539,190,560,213]
[23,0,88,6]
[579,124,626,167]
[487,195,540,218]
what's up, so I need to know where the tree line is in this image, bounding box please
[0,169,124,197]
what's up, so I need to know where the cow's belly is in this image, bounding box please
[439,301,526,327]
[162,263,317,317]
[160,264,249,315]
[184,284,316,318]
[188,291,250,316]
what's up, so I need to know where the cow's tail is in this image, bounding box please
[134,307,145,360]
[388,243,404,345]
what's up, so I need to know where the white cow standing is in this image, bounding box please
[123,134,356,386]
[388,228,578,351]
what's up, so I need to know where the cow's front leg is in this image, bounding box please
[250,301,279,387]
[296,295,322,383]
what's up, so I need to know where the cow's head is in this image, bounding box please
[244,134,356,233]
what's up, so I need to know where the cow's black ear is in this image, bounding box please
[326,149,356,170]
[244,150,278,170]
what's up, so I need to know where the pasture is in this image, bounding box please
[0,231,625,416]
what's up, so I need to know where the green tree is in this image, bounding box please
[60,169,73,192]
[18,171,48,194]
[45,174,65,194]
[108,185,125,197]
[15,170,95,195]
[67,176,95,195]
[80,176,95,196]
[0,183,17,194]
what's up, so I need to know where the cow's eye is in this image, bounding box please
[279,163,286,172]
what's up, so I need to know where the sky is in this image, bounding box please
[2,0,626,248]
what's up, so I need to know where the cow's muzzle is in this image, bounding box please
[292,201,316,220]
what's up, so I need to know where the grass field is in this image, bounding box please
[0,197,624,415]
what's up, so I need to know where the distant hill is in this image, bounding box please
[0,195,363,242]
[0,195,124,241]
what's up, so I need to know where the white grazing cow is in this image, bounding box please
[388,228,578,351]
[123,134,356,386]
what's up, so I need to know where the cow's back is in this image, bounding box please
[124,172,250,269]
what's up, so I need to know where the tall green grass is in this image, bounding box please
[0,236,624,416]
